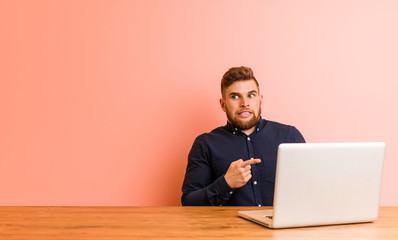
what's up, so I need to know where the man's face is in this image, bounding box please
[220,79,263,133]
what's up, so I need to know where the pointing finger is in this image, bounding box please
[241,158,261,167]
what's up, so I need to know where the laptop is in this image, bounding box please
[238,142,385,229]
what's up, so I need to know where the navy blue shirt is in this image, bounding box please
[181,118,305,206]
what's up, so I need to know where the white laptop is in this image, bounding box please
[238,142,385,228]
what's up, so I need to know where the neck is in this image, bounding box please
[241,126,256,136]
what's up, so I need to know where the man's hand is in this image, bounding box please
[224,158,261,189]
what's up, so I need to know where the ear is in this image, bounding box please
[220,98,226,112]
[260,94,263,105]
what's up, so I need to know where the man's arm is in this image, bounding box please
[181,136,233,206]
[291,126,306,143]
[181,136,261,206]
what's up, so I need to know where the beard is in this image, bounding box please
[226,107,261,130]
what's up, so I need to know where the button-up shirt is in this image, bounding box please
[181,118,305,206]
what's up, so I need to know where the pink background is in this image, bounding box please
[1,0,397,206]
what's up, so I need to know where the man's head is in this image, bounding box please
[221,66,259,98]
[220,66,263,134]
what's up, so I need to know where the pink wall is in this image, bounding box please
[1,0,397,206]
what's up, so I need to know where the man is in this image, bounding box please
[181,66,305,206]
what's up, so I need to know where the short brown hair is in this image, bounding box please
[221,66,259,97]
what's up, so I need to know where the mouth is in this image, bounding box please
[238,110,253,118]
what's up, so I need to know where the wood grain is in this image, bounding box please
[0,207,397,240]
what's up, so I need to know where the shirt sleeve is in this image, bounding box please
[290,126,306,143]
[181,135,235,206]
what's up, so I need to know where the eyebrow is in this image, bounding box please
[229,90,258,96]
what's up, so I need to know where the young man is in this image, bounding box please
[181,66,305,206]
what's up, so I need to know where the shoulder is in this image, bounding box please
[263,119,305,143]
[264,119,296,130]
[194,126,228,142]
[189,126,229,155]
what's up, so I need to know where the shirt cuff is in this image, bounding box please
[215,175,235,198]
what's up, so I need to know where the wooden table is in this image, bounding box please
[0,206,397,239]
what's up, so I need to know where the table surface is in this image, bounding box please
[0,206,397,240]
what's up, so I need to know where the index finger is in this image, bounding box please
[241,158,261,167]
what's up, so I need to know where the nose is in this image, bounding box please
[240,96,249,107]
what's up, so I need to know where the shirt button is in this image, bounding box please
[247,137,251,141]
[254,181,258,185]
[235,128,238,131]
[250,158,254,160]
[233,132,236,134]
[229,191,233,195]
[257,128,259,131]
[258,204,262,207]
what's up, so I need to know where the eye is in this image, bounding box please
[231,95,239,99]
[248,93,256,98]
